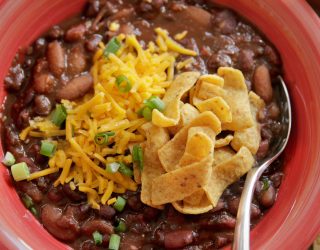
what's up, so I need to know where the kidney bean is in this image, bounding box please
[99,205,116,220]
[41,204,80,241]
[65,23,87,42]
[81,219,113,236]
[85,34,103,52]
[253,64,273,103]
[63,184,87,202]
[200,211,236,229]
[33,72,55,94]
[65,204,91,221]
[67,46,87,75]
[109,8,135,21]
[258,185,276,208]
[164,229,194,249]
[214,10,237,35]
[47,186,64,202]
[16,182,43,203]
[33,95,52,115]
[127,194,144,211]
[143,206,160,221]
[238,49,255,72]
[264,45,280,65]
[47,41,66,77]
[183,6,212,28]
[56,74,93,100]
[120,233,144,250]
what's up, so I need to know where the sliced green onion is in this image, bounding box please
[106,162,120,173]
[116,75,132,93]
[262,178,270,191]
[104,37,121,57]
[113,196,126,212]
[92,231,103,245]
[142,106,152,121]
[51,104,67,127]
[118,162,133,177]
[109,234,121,250]
[94,131,115,146]
[11,162,30,181]
[2,152,15,166]
[40,141,56,157]
[115,220,127,233]
[30,207,38,217]
[132,145,143,171]
[144,96,165,112]
[21,194,33,208]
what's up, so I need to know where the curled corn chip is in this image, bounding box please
[218,67,254,131]
[172,195,213,214]
[183,189,205,206]
[178,126,215,167]
[140,123,169,208]
[158,111,221,172]
[168,103,199,135]
[196,97,232,123]
[215,134,234,148]
[231,91,265,154]
[152,72,200,127]
[199,74,224,87]
[204,146,254,206]
[151,155,213,205]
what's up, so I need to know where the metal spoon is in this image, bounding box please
[232,76,292,250]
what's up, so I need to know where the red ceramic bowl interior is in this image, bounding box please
[0,0,320,249]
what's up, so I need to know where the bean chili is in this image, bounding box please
[2,0,284,249]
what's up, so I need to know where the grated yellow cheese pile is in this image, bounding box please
[19,28,197,209]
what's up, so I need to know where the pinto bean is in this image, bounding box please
[33,72,55,94]
[238,49,255,72]
[65,204,91,221]
[258,185,276,207]
[56,75,93,100]
[227,197,261,219]
[253,64,273,103]
[16,108,32,129]
[214,10,237,35]
[4,64,25,91]
[47,41,65,77]
[164,229,194,249]
[68,46,87,75]
[81,219,113,236]
[41,204,80,241]
[182,6,212,28]
[267,102,280,120]
[33,95,52,115]
[65,23,87,42]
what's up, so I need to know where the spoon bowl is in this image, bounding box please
[233,76,292,250]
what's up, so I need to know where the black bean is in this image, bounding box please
[270,172,283,188]
[258,185,276,208]
[33,95,52,115]
[127,194,144,211]
[47,186,64,202]
[143,206,160,221]
[99,205,116,220]
[62,184,86,202]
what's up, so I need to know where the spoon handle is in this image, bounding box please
[232,166,265,250]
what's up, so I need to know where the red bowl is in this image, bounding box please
[0,0,320,249]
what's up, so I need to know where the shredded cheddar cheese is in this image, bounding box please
[18,28,197,209]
